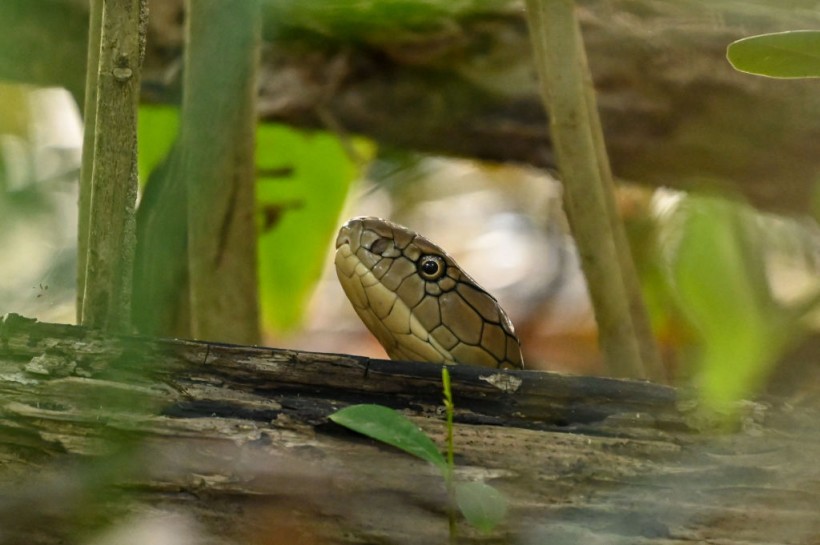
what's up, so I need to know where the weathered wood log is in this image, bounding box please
[1,314,818,544]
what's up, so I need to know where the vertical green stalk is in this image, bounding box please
[80,0,146,332]
[76,0,102,323]
[524,0,664,380]
[577,27,665,380]
[442,366,457,543]
[181,0,261,343]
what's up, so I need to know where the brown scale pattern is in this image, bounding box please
[334,217,524,370]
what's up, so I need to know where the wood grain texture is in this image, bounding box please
[1,314,818,544]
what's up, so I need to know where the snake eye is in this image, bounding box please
[418,255,446,281]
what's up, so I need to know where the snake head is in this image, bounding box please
[334,216,524,370]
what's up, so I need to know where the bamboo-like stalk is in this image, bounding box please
[181,0,261,343]
[574,16,665,381]
[76,0,103,323]
[524,0,663,380]
[80,0,146,332]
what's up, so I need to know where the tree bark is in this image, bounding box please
[1,314,818,544]
[79,0,146,331]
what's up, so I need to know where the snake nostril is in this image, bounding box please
[335,227,351,249]
[369,237,389,255]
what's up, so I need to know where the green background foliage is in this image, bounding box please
[668,196,815,412]
[256,125,373,331]
[138,105,373,332]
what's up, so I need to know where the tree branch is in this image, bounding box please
[79,0,146,332]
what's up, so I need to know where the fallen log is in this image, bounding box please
[0,314,818,544]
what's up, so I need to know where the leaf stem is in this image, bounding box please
[442,366,457,543]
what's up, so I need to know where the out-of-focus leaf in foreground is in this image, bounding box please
[455,481,508,533]
[669,196,817,413]
[137,105,179,186]
[727,30,820,79]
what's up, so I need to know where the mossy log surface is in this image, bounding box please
[0,314,818,544]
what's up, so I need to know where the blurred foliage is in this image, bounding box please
[0,84,79,322]
[663,196,818,413]
[257,125,374,331]
[137,105,373,333]
[621,191,697,373]
[727,30,820,79]
[0,0,88,97]
[137,105,179,187]
[455,481,507,534]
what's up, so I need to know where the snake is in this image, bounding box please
[334,217,524,370]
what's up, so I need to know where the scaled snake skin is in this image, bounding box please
[334,217,524,369]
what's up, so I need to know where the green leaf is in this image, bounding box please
[136,109,373,331]
[257,125,374,331]
[455,481,508,533]
[330,404,447,472]
[137,105,180,187]
[727,31,820,79]
[670,197,785,410]
[138,111,375,330]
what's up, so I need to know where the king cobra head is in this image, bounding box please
[334,217,524,369]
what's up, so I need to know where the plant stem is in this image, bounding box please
[524,0,664,380]
[442,367,457,543]
[181,0,262,343]
[80,0,146,332]
[576,24,665,381]
[76,0,102,323]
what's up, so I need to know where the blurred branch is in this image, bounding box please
[76,0,102,323]
[580,34,665,381]
[79,0,146,332]
[525,0,663,380]
[180,0,261,343]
